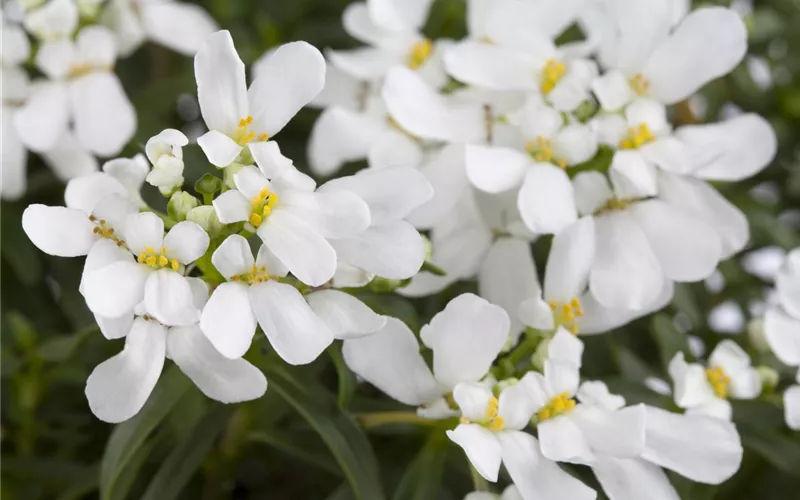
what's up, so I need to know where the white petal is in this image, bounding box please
[590,211,664,310]
[331,221,426,280]
[610,150,659,198]
[382,66,485,143]
[139,1,218,55]
[642,406,742,484]
[369,0,433,31]
[200,282,257,359]
[144,270,200,327]
[407,146,469,229]
[486,0,583,46]
[686,398,733,421]
[76,26,117,67]
[592,456,679,500]
[308,107,384,176]
[195,30,248,135]
[327,46,400,82]
[321,167,433,225]
[41,132,99,182]
[343,316,439,405]
[69,73,136,156]
[64,172,127,214]
[548,59,598,112]
[519,99,563,139]
[518,164,578,235]
[444,41,538,91]
[80,238,135,294]
[465,145,528,194]
[479,237,539,337]
[13,80,69,153]
[579,281,674,335]
[124,212,164,255]
[591,114,628,147]
[95,313,134,340]
[548,328,584,367]
[544,216,595,302]
[233,165,271,199]
[778,250,800,317]
[248,140,294,179]
[257,210,337,286]
[420,293,510,388]
[497,430,597,500]
[197,130,243,168]
[255,244,289,277]
[212,190,251,224]
[332,263,374,288]
[592,70,635,111]
[677,114,777,181]
[708,340,751,374]
[163,221,209,265]
[280,190,371,239]
[785,385,800,431]
[101,0,146,57]
[445,424,502,482]
[577,381,626,411]
[168,325,267,402]
[668,352,715,409]
[211,234,255,279]
[630,199,722,282]
[519,296,555,331]
[306,289,386,339]
[538,415,594,463]
[763,308,800,366]
[453,382,494,421]
[554,124,598,166]
[85,318,166,423]
[625,98,669,134]
[640,137,689,174]
[341,2,394,47]
[658,172,749,259]
[249,280,333,365]
[573,404,646,458]
[249,41,325,136]
[367,129,424,171]
[498,374,538,430]
[595,0,671,72]
[572,172,613,216]
[82,260,149,318]
[24,0,78,40]
[22,205,95,257]
[644,8,747,104]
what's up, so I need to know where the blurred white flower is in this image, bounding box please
[764,248,800,369]
[2,21,32,200]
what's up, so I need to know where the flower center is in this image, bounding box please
[67,63,110,79]
[230,264,273,285]
[705,366,732,399]
[233,116,269,146]
[537,392,576,421]
[540,59,566,94]
[459,396,505,432]
[248,187,279,228]
[407,39,433,70]
[137,246,180,271]
[594,196,636,216]
[548,297,583,334]
[525,136,567,168]
[619,123,656,150]
[88,215,126,247]
[629,73,649,96]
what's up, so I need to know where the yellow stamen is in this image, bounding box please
[629,73,649,96]
[407,39,433,70]
[550,297,583,335]
[137,246,181,271]
[525,136,567,168]
[248,187,279,228]
[540,59,566,94]
[705,366,732,399]
[230,264,273,285]
[233,115,269,146]
[249,213,263,227]
[537,392,576,421]
[619,123,656,150]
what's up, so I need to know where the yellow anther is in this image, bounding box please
[137,246,181,271]
[258,133,269,141]
[488,416,505,432]
[705,366,732,399]
[629,73,649,96]
[460,417,470,425]
[525,136,566,167]
[230,263,273,285]
[138,253,147,263]
[234,115,268,146]
[537,392,576,421]
[540,59,566,94]
[485,397,499,419]
[262,205,272,217]
[248,188,278,228]
[407,39,433,70]
[171,259,180,272]
[548,300,558,310]
[249,213,263,227]
[619,123,656,150]
[550,297,582,334]
[158,255,168,267]
[145,256,156,266]
[267,193,278,207]
[144,246,155,253]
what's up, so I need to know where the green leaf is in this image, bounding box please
[420,261,447,277]
[328,343,356,410]
[100,366,192,500]
[263,363,387,500]
[650,314,690,368]
[37,326,96,362]
[55,464,99,500]
[392,431,449,500]
[140,405,233,500]
[107,438,158,500]
[1,204,43,287]
[194,173,223,197]
[248,429,341,475]
[738,423,800,476]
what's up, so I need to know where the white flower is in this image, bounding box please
[327,0,447,87]
[85,278,266,423]
[570,171,725,311]
[2,20,32,200]
[144,128,189,195]
[465,98,597,234]
[320,166,433,280]
[14,24,136,156]
[764,248,800,368]
[101,0,218,57]
[592,6,747,110]
[81,212,210,326]
[669,341,762,420]
[785,369,800,431]
[343,294,510,417]
[102,153,149,207]
[444,5,597,112]
[212,142,370,286]
[446,378,596,500]
[194,30,325,167]
[23,0,77,42]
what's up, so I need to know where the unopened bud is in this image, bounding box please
[186,205,223,236]
[167,191,200,222]
[756,365,780,391]
[748,318,770,352]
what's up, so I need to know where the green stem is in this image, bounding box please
[469,463,490,492]
[507,329,543,367]
[355,412,439,429]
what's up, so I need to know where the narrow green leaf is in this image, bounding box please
[1,204,43,286]
[392,432,449,500]
[263,363,387,500]
[249,429,341,475]
[140,405,233,500]
[37,326,96,362]
[55,463,99,500]
[100,366,192,500]
[328,343,356,410]
[107,439,158,500]
[650,314,690,368]
[738,423,800,476]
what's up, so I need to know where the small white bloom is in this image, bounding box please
[85,278,266,423]
[668,341,762,420]
[102,153,149,207]
[23,0,78,41]
[764,248,800,367]
[145,128,189,195]
[194,30,325,167]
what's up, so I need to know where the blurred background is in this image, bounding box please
[2,0,800,499]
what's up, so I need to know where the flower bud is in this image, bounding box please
[756,366,780,391]
[167,191,200,222]
[186,205,223,236]
[748,318,770,352]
